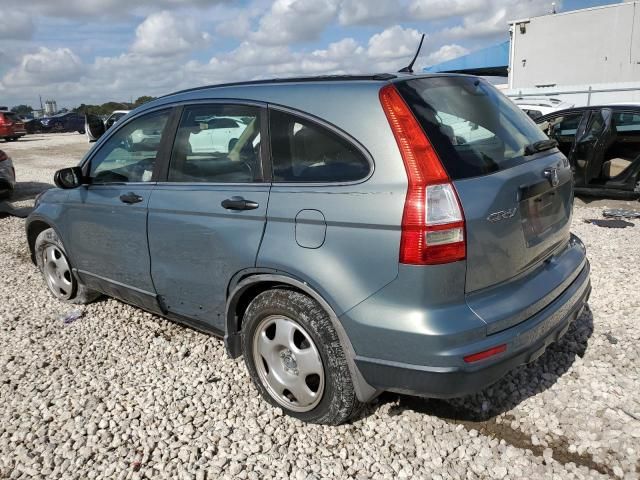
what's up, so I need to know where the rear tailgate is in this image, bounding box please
[454,150,573,292]
[395,76,583,331]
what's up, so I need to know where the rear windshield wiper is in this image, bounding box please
[524,139,558,156]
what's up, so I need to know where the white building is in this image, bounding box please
[44,100,57,116]
[507,0,640,105]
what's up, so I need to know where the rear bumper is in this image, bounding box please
[354,259,591,398]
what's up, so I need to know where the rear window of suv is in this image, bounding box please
[395,76,549,180]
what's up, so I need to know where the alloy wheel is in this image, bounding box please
[43,245,74,300]
[252,315,325,412]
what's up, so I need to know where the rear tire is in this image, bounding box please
[35,228,101,304]
[242,289,361,425]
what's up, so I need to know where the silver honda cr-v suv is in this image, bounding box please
[26,74,591,425]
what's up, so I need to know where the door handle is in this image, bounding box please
[221,196,259,211]
[119,192,144,204]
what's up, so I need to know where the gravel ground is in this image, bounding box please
[1,134,639,479]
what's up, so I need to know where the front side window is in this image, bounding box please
[269,110,370,183]
[90,109,170,183]
[396,77,549,180]
[168,104,262,183]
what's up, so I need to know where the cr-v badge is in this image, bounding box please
[487,207,517,222]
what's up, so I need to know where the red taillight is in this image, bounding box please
[0,115,6,126]
[379,84,466,265]
[464,344,507,363]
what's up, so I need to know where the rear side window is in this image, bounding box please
[613,111,640,132]
[168,104,262,183]
[396,77,549,180]
[269,109,370,183]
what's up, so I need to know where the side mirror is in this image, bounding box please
[54,167,85,189]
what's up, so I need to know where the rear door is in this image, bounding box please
[396,76,575,294]
[573,108,613,184]
[147,103,269,331]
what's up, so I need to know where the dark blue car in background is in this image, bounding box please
[40,113,85,134]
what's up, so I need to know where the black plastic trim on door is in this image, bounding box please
[153,106,183,182]
[259,107,273,182]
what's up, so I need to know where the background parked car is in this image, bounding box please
[536,104,640,197]
[0,111,27,142]
[41,113,86,134]
[189,116,249,153]
[512,97,574,120]
[0,149,16,198]
[23,118,44,134]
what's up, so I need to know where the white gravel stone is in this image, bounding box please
[0,134,638,479]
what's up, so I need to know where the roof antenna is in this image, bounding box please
[398,33,425,73]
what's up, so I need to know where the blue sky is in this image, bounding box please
[0,0,622,108]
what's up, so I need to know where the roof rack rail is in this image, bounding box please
[162,74,398,98]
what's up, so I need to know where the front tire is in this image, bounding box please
[242,289,361,425]
[35,228,100,304]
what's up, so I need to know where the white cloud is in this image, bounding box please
[0,0,568,106]
[2,47,84,87]
[424,44,469,66]
[367,25,422,60]
[251,0,339,45]
[409,0,485,21]
[216,14,252,39]
[442,8,509,39]
[131,11,210,57]
[1,0,225,19]
[338,0,401,25]
[0,11,35,40]
[439,0,562,40]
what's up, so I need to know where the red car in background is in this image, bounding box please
[0,111,27,142]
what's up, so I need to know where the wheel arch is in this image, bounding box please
[225,272,379,402]
[26,218,54,264]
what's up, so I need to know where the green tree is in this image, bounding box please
[11,104,33,115]
[133,96,156,107]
